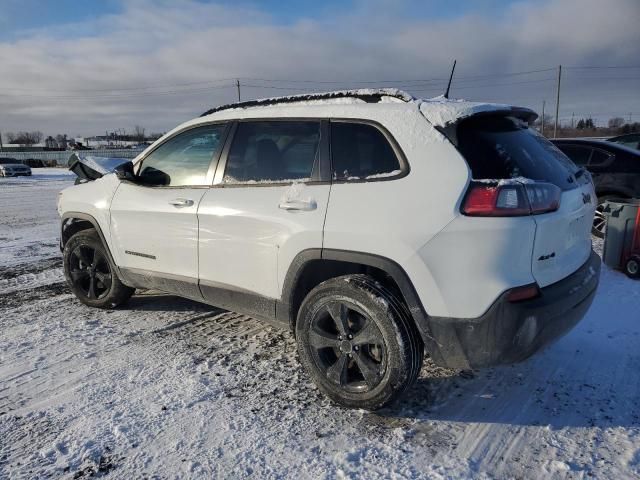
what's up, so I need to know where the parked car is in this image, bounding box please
[552,138,640,237]
[0,160,32,177]
[58,89,600,410]
[608,133,640,151]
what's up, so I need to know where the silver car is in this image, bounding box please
[0,163,32,177]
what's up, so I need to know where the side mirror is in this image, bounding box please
[114,161,136,182]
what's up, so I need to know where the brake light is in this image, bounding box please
[462,181,561,217]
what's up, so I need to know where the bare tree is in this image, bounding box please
[608,117,625,129]
[133,125,146,142]
[4,131,43,146]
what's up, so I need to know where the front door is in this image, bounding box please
[197,120,330,317]
[109,123,228,296]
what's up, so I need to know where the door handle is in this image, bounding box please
[278,200,317,211]
[169,198,194,207]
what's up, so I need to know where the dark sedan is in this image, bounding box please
[552,138,640,237]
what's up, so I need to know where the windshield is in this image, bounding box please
[456,115,583,190]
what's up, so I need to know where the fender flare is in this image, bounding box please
[278,248,431,340]
[60,212,127,284]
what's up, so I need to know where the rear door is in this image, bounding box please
[457,115,595,287]
[109,124,228,295]
[197,120,330,313]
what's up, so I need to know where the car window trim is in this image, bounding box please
[587,146,615,168]
[133,121,231,189]
[213,118,330,188]
[328,118,410,184]
[559,143,594,167]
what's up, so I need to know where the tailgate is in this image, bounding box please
[531,182,596,287]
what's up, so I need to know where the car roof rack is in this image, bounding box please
[200,88,414,117]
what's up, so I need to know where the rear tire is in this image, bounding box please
[296,274,423,410]
[63,229,134,309]
[624,255,640,279]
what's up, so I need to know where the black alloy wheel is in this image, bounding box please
[308,300,387,393]
[68,244,112,300]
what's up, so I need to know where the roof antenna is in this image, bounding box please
[444,59,457,99]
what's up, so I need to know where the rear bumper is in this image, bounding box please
[420,249,601,369]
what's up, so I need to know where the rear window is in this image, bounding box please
[457,116,580,190]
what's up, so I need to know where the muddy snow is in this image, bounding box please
[1,168,639,479]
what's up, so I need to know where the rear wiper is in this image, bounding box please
[567,167,587,183]
[574,167,586,179]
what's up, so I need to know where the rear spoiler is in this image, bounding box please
[436,107,538,146]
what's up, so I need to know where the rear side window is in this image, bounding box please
[457,116,580,190]
[330,122,401,180]
[224,121,320,184]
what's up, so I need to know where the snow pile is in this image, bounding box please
[418,96,514,128]
[201,88,415,116]
[2,170,639,479]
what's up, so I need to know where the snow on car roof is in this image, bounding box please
[200,88,536,128]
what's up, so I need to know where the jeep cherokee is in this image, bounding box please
[58,89,600,410]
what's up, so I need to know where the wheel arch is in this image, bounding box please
[60,212,127,284]
[278,249,430,339]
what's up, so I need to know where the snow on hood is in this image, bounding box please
[67,153,131,181]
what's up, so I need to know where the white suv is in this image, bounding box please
[59,89,600,410]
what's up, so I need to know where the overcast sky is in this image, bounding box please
[0,0,638,137]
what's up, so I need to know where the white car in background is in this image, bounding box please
[58,89,600,410]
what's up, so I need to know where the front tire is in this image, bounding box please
[63,229,134,308]
[296,274,423,410]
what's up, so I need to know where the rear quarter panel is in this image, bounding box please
[322,108,471,317]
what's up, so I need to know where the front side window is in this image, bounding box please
[224,121,320,184]
[330,122,401,180]
[138,124,226,186]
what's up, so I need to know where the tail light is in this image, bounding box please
[506,283,540,302]
[462,181,561,217]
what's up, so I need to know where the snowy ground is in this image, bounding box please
[1,169,639,479]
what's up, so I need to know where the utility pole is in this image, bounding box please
[554,65,562,138]
[541,101,545,136]
[630,112,633,124]
[0,131,3,152]
[571,112,575,129]
[444,59,457,99]
[236,79,241,102]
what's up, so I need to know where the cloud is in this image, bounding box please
[0,0,638,135]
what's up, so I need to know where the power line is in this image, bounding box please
[565,65,640,70]
[0,78,239,93]
[0,84,237,99]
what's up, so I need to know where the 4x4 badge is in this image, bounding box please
[582,193,592,205]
